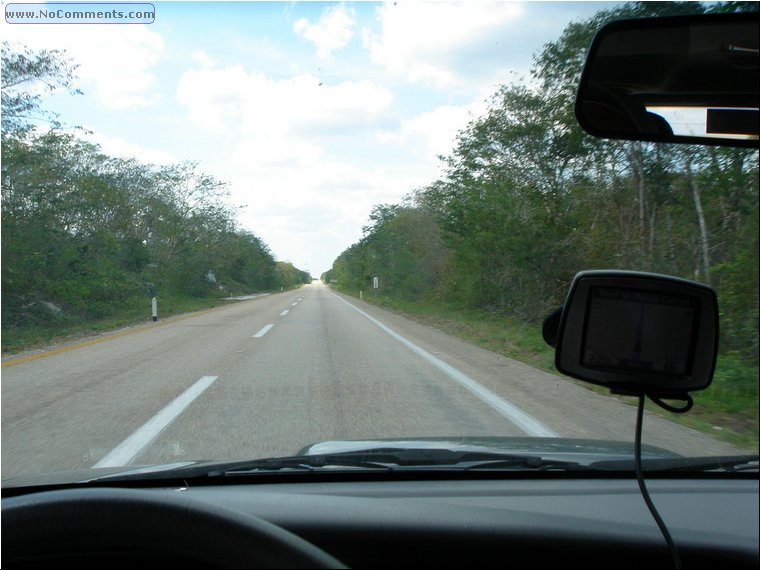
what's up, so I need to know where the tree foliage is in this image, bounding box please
[1,44,306,332]
[327,1,758,364]
[1,41,81,133]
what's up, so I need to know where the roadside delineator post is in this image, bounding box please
[144,281,158,322]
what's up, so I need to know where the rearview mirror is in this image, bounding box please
[553,271,718,398]
[575,12,759,148]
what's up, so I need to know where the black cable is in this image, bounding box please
[635,394,682,569]
[650,394,693,414]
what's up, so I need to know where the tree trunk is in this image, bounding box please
[627,144,648,266]
[685,156,711,286]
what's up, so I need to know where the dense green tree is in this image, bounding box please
[275,261,311,290]
[329,1,758,364]
[2,44,305,334]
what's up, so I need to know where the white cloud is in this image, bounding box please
[2,24,164,109]
[82,129,177,165]
[382,103,484,160]
[231,134,324,168]
[293,4,355,59]
[364,1,523,87]
[228,158,415,274]
[172,54,499,271]
[174,61,404,272]
[176,65,393,141]
[191,50,214,69]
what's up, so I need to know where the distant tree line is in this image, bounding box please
[325,2,758,365]
[1,42,309,331]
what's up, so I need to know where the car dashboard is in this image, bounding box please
[3,473,758,568]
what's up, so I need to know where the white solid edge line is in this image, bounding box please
[329,292,558,438]
[253,324,274,338]
[280,310,290,316]
[93,375,219,468]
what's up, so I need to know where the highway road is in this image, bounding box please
[1,283,740,480]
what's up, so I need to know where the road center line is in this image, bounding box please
[292,302,298,306]
[254,324,274,338]
[280,310,290,316]
[329,291,558,438]
[93,375,219,468]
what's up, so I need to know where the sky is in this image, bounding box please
[2,0,622,276]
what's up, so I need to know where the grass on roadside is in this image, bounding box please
[343,290,758,451]
[2,291,261,356]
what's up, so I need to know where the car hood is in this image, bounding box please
[1,461,200,488]
[1,436,682,488]
[298,436,680,462]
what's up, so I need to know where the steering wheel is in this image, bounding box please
[2,487,348,568]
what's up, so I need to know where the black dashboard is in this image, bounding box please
[3,475,758,568]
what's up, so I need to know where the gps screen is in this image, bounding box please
[581,287,699,376]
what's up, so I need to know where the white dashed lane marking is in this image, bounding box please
[253,324,274,338]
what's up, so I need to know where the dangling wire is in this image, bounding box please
[635,394,682,568]
[649,394,693,414]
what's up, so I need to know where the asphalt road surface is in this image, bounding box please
[1,283,741,480]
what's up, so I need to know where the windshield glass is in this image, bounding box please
[2,1,757,483]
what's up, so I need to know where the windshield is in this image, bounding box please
[1,1,757,484]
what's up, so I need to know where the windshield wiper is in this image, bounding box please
[85,447,592,482]
[209,454,394,474]
[85,450,758,483]
[84,455,393,482]
[590,454,759,473]
[209,448,590,475]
